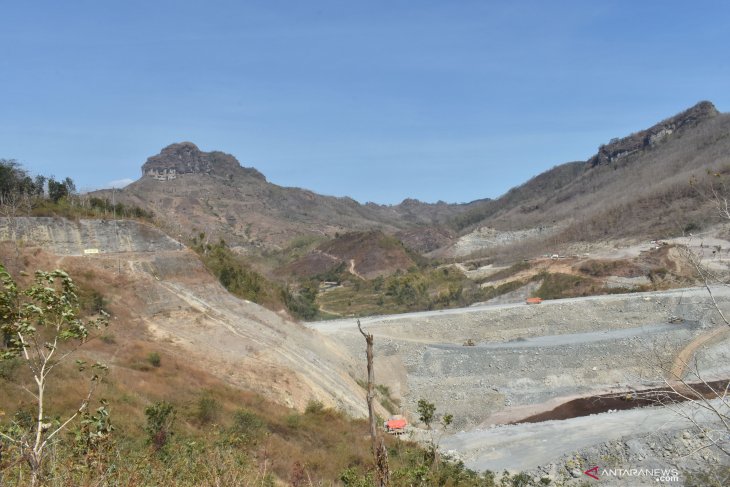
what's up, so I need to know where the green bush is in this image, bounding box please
[144,401,176,451]
[340,467,373,486]
[229,409,266,445]
[195,394,220,424]
[304,400,325,414]
[286,413,302,429]
[147,352,161,368]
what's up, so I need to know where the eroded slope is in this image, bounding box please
[0,217,371,416]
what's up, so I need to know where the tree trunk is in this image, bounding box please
[357,320,389,487]
[358,320,377,444]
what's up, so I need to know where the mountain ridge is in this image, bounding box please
[96,100,728,262]
[447,101,728,239]
[97,143,478,252]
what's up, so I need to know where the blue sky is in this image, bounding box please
[2,1,729,204]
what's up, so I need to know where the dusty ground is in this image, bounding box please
[446,226,559,258]
[442,400,730,484]
[309,287,730,477]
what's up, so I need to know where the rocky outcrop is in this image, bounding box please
[588,101,718,166]
[142,142,266,181]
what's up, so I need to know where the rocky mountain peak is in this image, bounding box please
[588,101,719,167]
[141,142,265,181]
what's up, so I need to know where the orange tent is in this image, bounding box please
[526,297,543,304]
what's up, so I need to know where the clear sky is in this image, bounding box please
[2,1,729,204]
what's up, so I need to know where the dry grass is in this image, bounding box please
[454,113,730,255]
[1,245,505,485]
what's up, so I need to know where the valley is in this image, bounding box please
[2,100,730,485]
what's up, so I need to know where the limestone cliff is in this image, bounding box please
[588,101,719,167]
[142,142,266,181]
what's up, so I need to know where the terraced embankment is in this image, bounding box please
[311,291,730,426]
[309,289,730,477]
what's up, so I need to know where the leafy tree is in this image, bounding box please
[47,177,75,203]
[416,399,453,468]
[0,265,109,486]
[0,159,39,200]
[417,399,436,429]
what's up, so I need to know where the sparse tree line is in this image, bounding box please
[0,159,152,220]
[0,159,75,207]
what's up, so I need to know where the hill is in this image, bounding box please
[444,101,730,257]
[101,102,730,264]
[96,142,477,252]
[0,217,504,485]
[0,217,368,414]
[280,230,419,280]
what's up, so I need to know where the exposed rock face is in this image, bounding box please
[588,101,718,166]
[0,217,184,255]
[395,226,455,254]
[141,142,265,181]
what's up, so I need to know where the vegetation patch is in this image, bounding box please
[1,159,153,222]
[477,261,531,283]
[190,232,320,320]
[578,259,644,278]
[316,265,496,317]
[533,272,598,300]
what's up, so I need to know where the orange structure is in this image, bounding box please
[526,297,543,305]
[384,416,407,434]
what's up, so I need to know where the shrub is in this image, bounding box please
[533,272,593,299]
[305,400,325,414]
[147,352,161,368]
[195,394,220,425]
[340,467,373,486]
[229,409,266,445]
[144,401,176,451]
[0,357,20,381]
[286,413,302,429]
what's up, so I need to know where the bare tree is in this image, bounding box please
[357,319,390,487]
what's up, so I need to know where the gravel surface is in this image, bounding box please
[309,287,730,480]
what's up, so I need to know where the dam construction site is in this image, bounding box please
[2,215,730,485]
[3,96,730,486]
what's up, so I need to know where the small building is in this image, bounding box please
[384,415,407,434]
